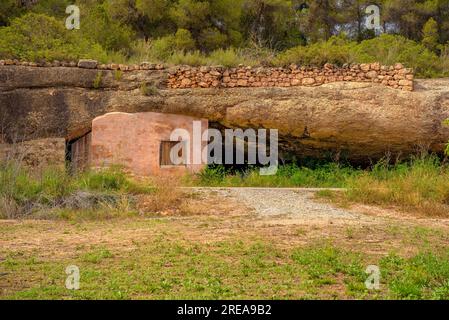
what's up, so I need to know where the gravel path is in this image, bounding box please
[193,188,362,221]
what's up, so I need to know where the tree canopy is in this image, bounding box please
[0,0,448,77]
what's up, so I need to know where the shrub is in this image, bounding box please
[207,47,262,67]
[128,40,156,64]
[140,82,159,96]
[114,70,123,81]
[199,27,228,51]
[354,34,445,78]
[274,35,357,67]
[174,28,196,52]
[167,47,270,67]
[345,155,449,216]
[151,36,177,60]
[168,50,208,66]
[206,48,241,67]
[77,1,134,55]
[422,18,439,52]
[0,13,109,62]
[93,72,103,89]
[274,34,449,78]
[0,161,151,219]
[193,163,360,188]
[150,28,196,60]
[196,165,229,185]
[0,0,23,26]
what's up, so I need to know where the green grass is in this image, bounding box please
[140,82,159,96]
[342,156,449,216]
[190,163,362,188]
[0,162,152,219]
[2,240,448,300]
[380,253,449,299]
[92,72,103,89]
[193,155,449,217]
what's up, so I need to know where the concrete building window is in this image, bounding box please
[160,141,185,166]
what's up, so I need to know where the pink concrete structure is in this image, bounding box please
[90,112,208,176]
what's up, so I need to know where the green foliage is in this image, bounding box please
[380,252,449,299]
[30,0,71,17]
[354,34,446,78]
[275,34,449,78]
[199,27,228,51]
[149,28,197,60]
[193,163,360,188]
[422,18,439,52]
[167,47,262,67]
[114,70,123,81]
[168,50,207,66]
[344,155,449,216]
[207,48,248,67]
[166,47,273,67]
[174,28,196,51]
[0,163,71,206]
[167,0,243,51]
[275,35,356,67]
[82,248,114,264]
[0,161,151,218]
[196,165,229,185]
[292,246,364,282]
[0,13,109,62]
[241,0,299,49]
[0,2,448,78]
[0,0,23,26]
[93,72,103,89]
[76,1,134,55]
[75,168,131,192]
[444,119,449,156]
[140,82,159,96]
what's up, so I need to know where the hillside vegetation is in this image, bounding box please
[0,1,448,77]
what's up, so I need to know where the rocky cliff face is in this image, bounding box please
[1,65,448,163]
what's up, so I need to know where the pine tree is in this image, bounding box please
[422,17,439,51]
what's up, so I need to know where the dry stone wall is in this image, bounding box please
[168,63,414,91]
[0,59,414,91]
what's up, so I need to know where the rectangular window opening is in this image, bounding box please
[160,141,186,167]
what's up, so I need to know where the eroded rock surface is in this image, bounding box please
[1,66,448,163]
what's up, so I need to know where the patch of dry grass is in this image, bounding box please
[135,175,184,215]
[320,156,449,217]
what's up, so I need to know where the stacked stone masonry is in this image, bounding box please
[168,63,414,91]
[0,59,414,91]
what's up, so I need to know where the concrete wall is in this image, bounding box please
[91,112,208,176]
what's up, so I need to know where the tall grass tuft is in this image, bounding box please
[0,161,152,219]
[192,163,361,188]
[345,156,449,216]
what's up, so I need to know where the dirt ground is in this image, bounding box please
[1,187,448,258]
[1,188,448,299]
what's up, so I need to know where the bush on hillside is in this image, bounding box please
[275,34,449,78]
[0,13,109,62]
[354,34,447,78]
[77,2,134,56]
[274,35,358,67]
[345,156,449,216]
[150,28,197,60]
